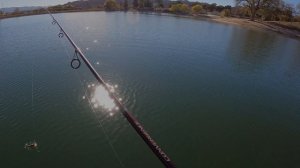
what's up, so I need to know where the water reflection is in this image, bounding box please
[227,28,300,78]
[227,29,277,70]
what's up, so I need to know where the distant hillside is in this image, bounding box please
[0,6,43,13]
[65,0,105,9]
[64,0,171,8]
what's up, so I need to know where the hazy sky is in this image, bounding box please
[0,0,298,8]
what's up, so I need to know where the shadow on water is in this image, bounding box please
[226,29,278,71]
[227,27,300,75]
[226,27,300,85]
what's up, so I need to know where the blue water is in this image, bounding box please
[0,12,300,168]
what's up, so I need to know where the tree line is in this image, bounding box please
[103,0,233,12]
[0,5,80,18]
[235,0,300,21]
[102,0,300,21]
[103,0,164,11]
[1,0,299,22]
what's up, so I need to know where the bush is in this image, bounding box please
[169,4,190,14]
[104,0,120,11]
[220,9,231,17]
[192,4,203,14]
[278,14,291,21]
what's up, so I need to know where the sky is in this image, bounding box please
[0,0,298,8]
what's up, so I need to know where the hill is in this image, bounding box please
[0,6,43,13]
[64,0,171,9]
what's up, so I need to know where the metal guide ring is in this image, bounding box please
[71,59,81,69]
[58,32,64,38]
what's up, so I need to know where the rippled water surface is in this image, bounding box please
[0,12,300,168]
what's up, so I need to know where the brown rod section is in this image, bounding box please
[46,10,176,168]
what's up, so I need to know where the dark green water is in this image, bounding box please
[0,12,300,168]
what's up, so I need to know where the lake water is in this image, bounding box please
[0,12,300,168]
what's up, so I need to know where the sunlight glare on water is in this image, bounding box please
[92,85,116,111]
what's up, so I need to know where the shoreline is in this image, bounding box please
[146,13,300,39]
[1,10,299,39]
[211,17,300,39]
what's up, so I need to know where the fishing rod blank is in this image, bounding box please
[46,9,176,168]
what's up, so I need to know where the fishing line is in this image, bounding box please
[24,41,39,152]
[84,87,125,168]
[45,7,175,167]
[31,53,35,139]
[60,19,126,167]
[58,32,125,168]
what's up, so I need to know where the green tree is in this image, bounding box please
[170,4,179,13]
[192,4,203,14]
[169,4,190,14]
[104,0,120,11]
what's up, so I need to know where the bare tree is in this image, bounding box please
[297,3,300,14]
[236,0,266,21]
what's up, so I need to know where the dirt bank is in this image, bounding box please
[211,17,300,39]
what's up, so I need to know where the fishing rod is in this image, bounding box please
[45,9,175,168]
